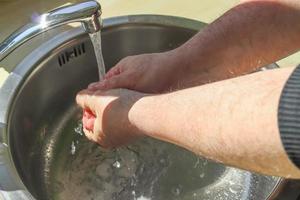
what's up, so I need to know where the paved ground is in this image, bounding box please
[0,0,299,86]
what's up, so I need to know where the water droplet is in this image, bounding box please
[228,69,234,75]
[200,173,205,178]
[70,141,76,155]
[229,187,238,194]
[113,160,121,168]
[136,195,151,200]
[193,158,200,168]
[171,186,182,196]
[228,180,235,185]
[205,190,211,194]
[74,122,83,135]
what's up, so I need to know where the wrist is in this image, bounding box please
[167,47,190,71]
[128,94,163,137]
[160,48,193,88]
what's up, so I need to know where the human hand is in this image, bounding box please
[88,51,185,93]
[76,88,145,148]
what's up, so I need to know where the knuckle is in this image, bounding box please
[121,55,135,64]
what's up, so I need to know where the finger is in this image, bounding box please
[100,74,132,90]
[88,66,126,91]
[92,115,114,148]
[76,89,99,111]
[82,109,95,131]
[83,127,94,141]
[88,81,105,90]
[89,122,108,147]
[105,66,121,79]
[83,115,103,145]
[106,74,131,89]
[92,116,104,144]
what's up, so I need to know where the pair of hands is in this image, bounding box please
[76,49,229,148]
[76,52,182,148]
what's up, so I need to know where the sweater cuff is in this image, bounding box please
[278,65,300,168]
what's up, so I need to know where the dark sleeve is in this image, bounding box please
[278,65,300,168]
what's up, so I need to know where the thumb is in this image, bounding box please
[104,65,121,79]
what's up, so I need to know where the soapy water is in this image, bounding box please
[46,115,227,200]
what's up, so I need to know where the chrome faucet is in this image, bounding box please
[0,1,102,61]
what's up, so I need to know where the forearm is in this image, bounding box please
[130,67,300,178]
[170,0,300,86]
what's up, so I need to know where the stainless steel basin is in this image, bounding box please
[0,15,293,200]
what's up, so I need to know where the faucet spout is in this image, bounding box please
[83,10,102,33]
[0,1,102,61]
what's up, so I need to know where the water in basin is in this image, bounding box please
[45,108,226,200]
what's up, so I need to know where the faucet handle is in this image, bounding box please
[0,0,102,61]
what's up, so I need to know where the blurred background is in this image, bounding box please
[0,0,299,82]
[0,0,240,42]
